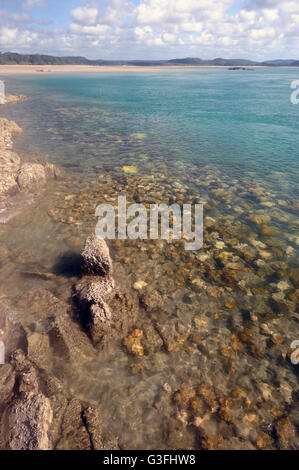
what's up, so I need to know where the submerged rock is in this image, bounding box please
[275,416,297,450]
[27,332,53,373]
[56,398,90,450]
[17,287,94,366]
[155,320,189,353]
[0,364,16,411]
[76,276,115,304]
[123,329,144,356]
[200,434,226,450]
[83,407,119,450]
[17,163,47,192]
[140,289,164,312]
[3,94,28,106]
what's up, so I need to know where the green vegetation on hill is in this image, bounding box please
[0,52,298,67]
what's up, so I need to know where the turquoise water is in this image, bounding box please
[0,69,298,450]
[2,68,299,197]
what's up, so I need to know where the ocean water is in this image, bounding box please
[0,69,298,450]
[3,68,299,196]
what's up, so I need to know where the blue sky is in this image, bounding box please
[0,0,298,60]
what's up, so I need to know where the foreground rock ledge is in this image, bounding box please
[2,391,53,450]
[0,288,120,450]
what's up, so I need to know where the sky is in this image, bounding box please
[0,0,298,60]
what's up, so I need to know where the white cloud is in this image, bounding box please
[70,6,99,26]
[22,0,47,10]
[0,26,38,47]
[10,12,31,23]
[70,23,109,36]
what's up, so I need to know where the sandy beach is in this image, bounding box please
[0,64,240,75]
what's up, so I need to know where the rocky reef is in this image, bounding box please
[2,94,28,106]
[0,91,298,451]
[0,348,118,450]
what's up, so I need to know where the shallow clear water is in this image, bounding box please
[2,69,299,196]
[0,69,298,450]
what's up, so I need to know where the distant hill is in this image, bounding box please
[0,52,298,67]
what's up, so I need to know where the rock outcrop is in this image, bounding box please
[0,364,16,412]
[0,281,120,450]
[0,117,61,213]
[75,235,139,347]
[0,353,53,450]
[1,391,53,450]
[3,94,28,106]
[0,345,119,450]
[81,234,112,276]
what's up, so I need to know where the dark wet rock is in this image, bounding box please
[218,396,234,423]
[36,373,68,448]
[17,163,47,192]
[153,389,172,413]
[0,391,53,450]
[18,288,94,365]
[76,276,115,305]
[290,268,299,288]
[275,416,297,450]
[256,432,275,450]
[76,239,139,347]
[83,407,104,450]
[87,300,113,345]
[56,398,91,450]
[44,162,62,180]
[48,392,68,447]
[140,289,163,312]
[81,234,112,276]
[166,418,195,450]
[0,364,16,410]
[123,329,144,356]
[75,276,114,345]
[17,368,39,394]
[200,433,226,450]
[40,373,63,397]
[83,407,119,450]
[174,386,196,409]
[84,289,139,347]
[0,244,10,266]
[155,320,189,353]
[49,293,94,364]
[0,299,26,357]
[140,322,163,355]
[27,332,53,374]
[10,349,30,372]
[50,393,118,450]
